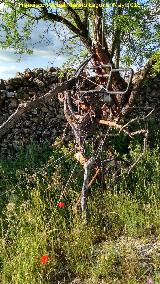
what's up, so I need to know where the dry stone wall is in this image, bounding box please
[0,67,68,157]
[132,72,160,111]
[0,67,160,158]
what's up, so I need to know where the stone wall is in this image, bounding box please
[0,67,67,157]
[132,72,160,111]
[0,67,160,157]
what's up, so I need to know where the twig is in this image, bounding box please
[120,109,154,132]
[127,153,144,175]
[88,167,100,188]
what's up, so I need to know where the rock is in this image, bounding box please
[9,98,18,108]
[32,109,38,115]
[6,85,15,91]
[32,117,39,123]
[28,77,33,82]
[14,128,20,134]
[0,79,5,90]
[0,90,6,99]
[15,72,22,77]
[0,66,160,158]
[42,130,50,136]
[24,121,31,127]
[24,68,33,79]
[33,78,45,87]
[50,74,58,83]
[23,128,30,134]
[23,93,31,100]
[48,106,54,111]
[28,91,36,96]
[151,90,158,97]
[37,72,43,80]
[24,68,32,73]
[49,67,57,72]
[41,106,48,113]
[6,91,15,98]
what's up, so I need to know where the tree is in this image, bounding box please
[0,0,159,217]
[0,1,159,63]
[0,0,159,130]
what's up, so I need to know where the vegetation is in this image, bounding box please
[1,0,160,70]
[0,1,160,283]
[0,133,159,284]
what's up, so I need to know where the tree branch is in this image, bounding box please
[63,0,87,31]
[0,79,75,140]
[120,109,154,131]
[26,0,92,50]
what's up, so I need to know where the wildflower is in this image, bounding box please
[57,201,65,208]
[40,255,48,265]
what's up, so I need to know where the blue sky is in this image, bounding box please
[0,2,69,80]
[0,45,67,80]
[0,29,67,80]
[0,44,67,80]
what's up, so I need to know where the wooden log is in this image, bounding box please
[98,119,122,129]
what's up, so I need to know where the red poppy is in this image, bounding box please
[40,255,48,265]
[57,201,65,208]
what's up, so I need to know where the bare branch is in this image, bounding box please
[0,78,75,140]
[81,156,95,214]
[120,109,154,131]
[127,153,144,175]
[63,0,87,31]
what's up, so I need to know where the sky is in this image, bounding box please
[0,27,67,80]
[0,47,68,80]
[0,3,69,80]
[0,45,67,80]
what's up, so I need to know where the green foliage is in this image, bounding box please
[152,51,160,73]
[0,0,159,68]
[62,47,89,72]
[0,1,35,55]
[0,136,160,283]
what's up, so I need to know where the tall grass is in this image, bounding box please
[0,139,160,284]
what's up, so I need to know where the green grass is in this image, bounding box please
[0,139,160,284]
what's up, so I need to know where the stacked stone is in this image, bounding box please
[0,67,67,157]
[133,73,160,116]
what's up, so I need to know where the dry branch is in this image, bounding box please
[127,153,145,175]
[98,119,122,129]
[120,109,154,132]
[0,78,75,140]
[81,157,96,207]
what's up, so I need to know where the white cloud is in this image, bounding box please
[0,18,68,79]
[0,54,15,62]
[32,48,54,59]
[0,65,18,75]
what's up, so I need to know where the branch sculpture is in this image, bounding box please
[0,54,156,222]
